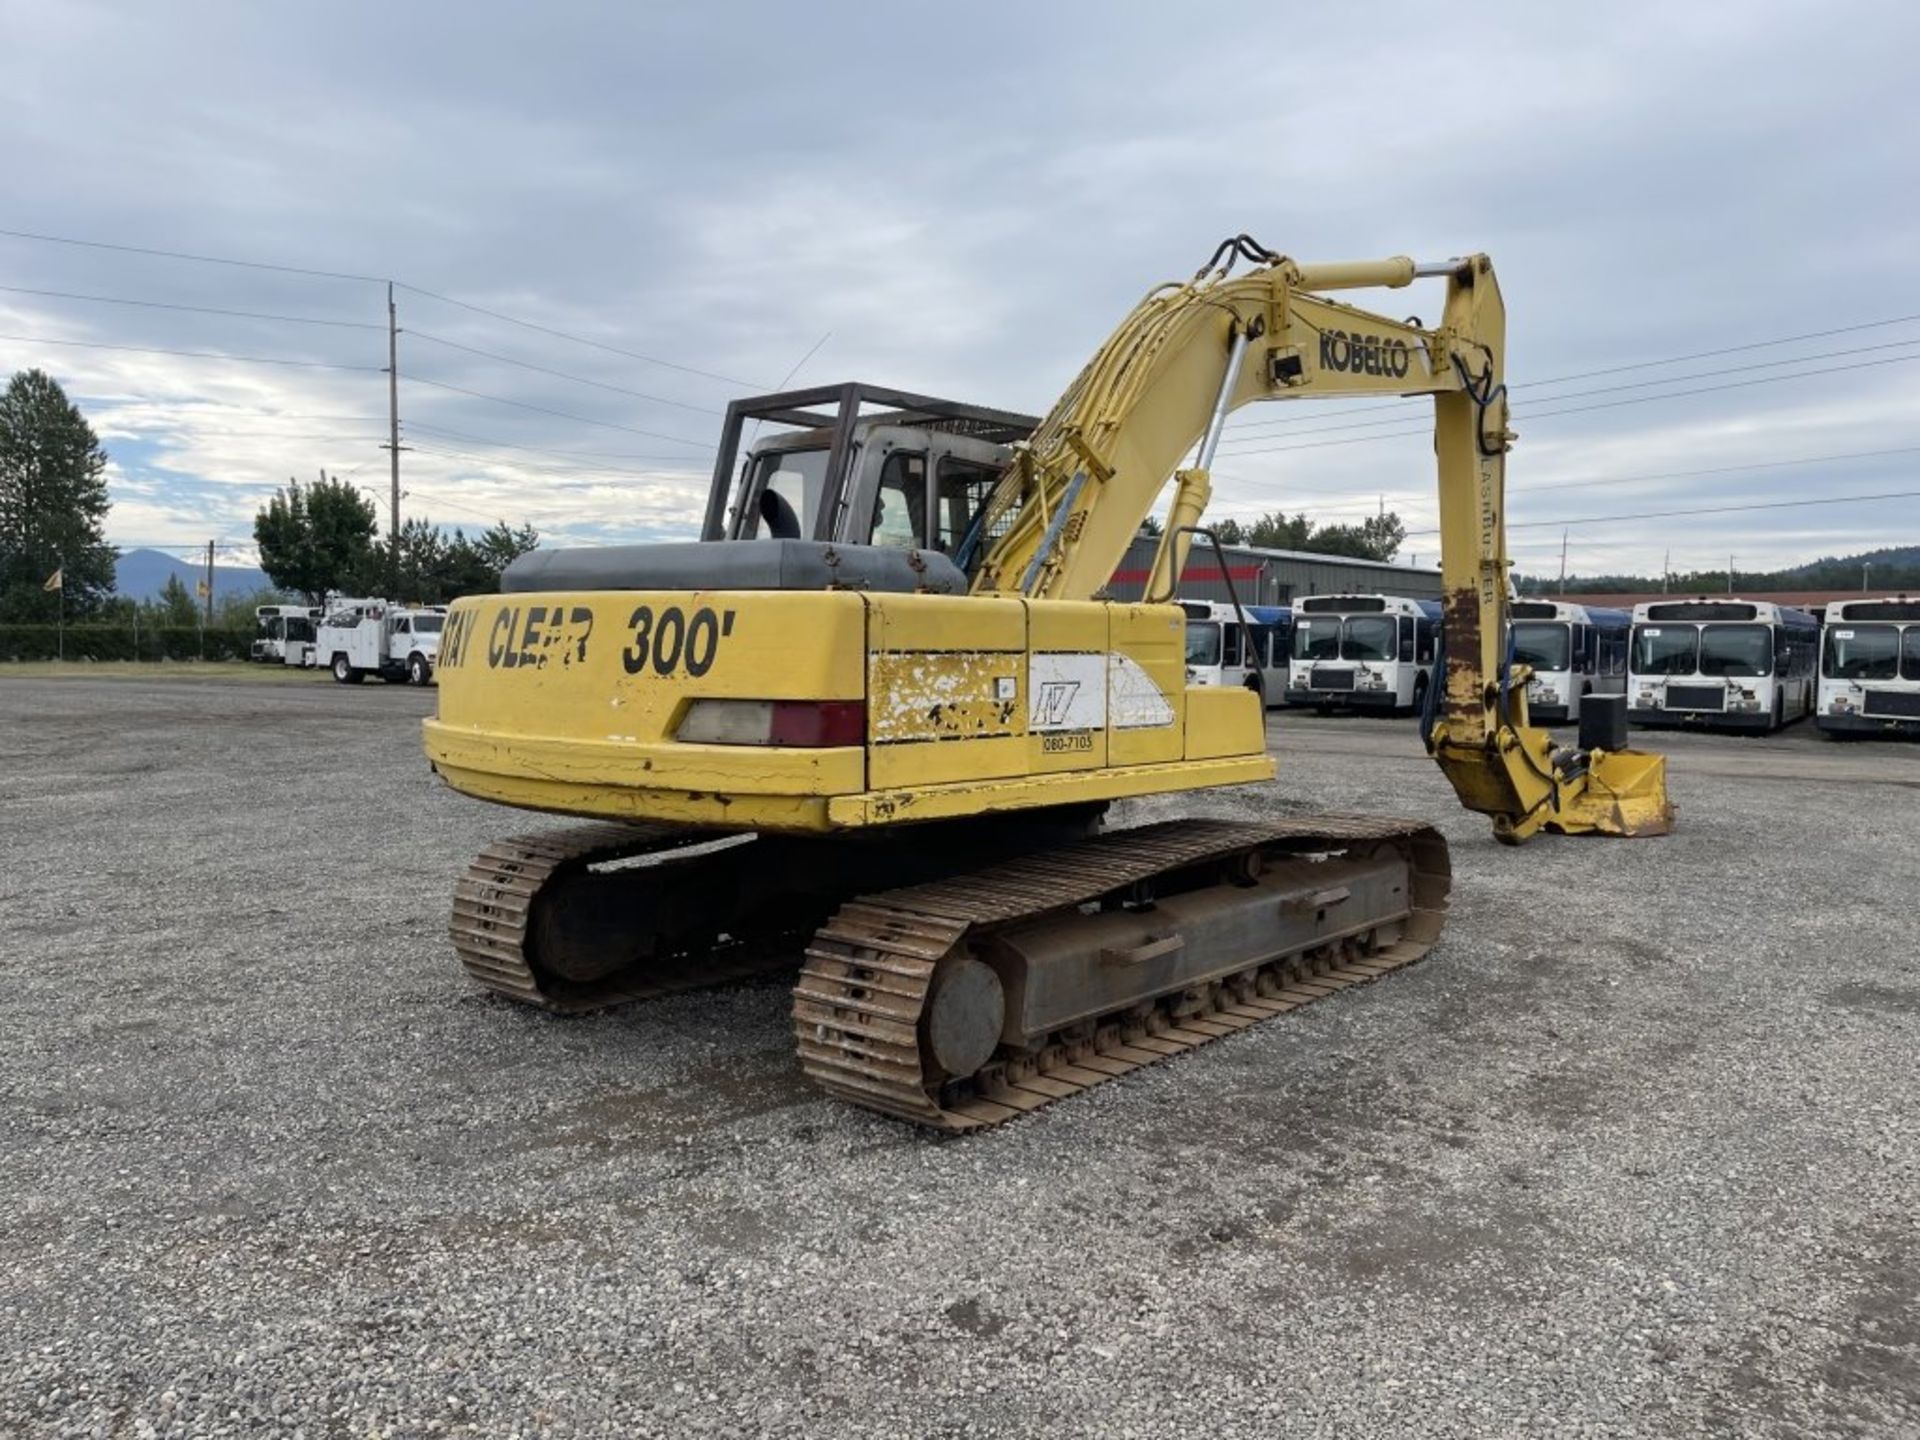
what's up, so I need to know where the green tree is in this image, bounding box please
[0,369,116,621]
[389,516,541,604]
[254,473,378,604]
[156,573,200,625]
[1227,508,1405,562]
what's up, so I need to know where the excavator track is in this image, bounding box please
[794,814,1450,1129]
[450,823,783,1011]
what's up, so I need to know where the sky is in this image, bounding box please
[0,0,1916,581]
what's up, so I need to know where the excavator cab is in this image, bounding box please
[701,384,1035,559]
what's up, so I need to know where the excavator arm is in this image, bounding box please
[973,239,1672,842]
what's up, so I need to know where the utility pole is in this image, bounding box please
[1662,549,1670,594]
[385,281,403,597]
[1558,528,1568,595]
[1727,555,1735,595]
[204,540,215,626]
[1863,561,1872,592]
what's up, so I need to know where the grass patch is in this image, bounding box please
[0,660,329,684]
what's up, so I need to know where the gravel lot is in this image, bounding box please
[3,672,1917,1438]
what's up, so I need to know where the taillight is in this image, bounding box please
[769,700,866,746]
[677,699,866,747]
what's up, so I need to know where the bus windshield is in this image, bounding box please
[1907,628,1920,682]
[1512,621,1570,672]
[1340,616,1397,662]
[1698,623,1772,677]
[1292,617,1340,661]
[1824,624,1900,680]
[1633,624,1698,675]
[1185,621,1221,667]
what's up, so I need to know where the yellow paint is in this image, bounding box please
[1181,686,1266,761]
[826,755,1274,828]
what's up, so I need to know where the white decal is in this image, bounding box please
[1108,652,1176,730]
[1028,653,1107,732]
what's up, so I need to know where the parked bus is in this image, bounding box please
[1817,596,1920,739]
[1285,594,1441,714]
[1182,600,1290,708]
[250,604,322,667]
[1508,599,1630,725]
[1628,598,1818,732]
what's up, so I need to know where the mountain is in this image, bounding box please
[114,548,275,602]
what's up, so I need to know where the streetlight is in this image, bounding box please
[1864,561,1873,592]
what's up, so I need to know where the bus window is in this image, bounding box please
[1512,622,1571,672]
[1398,616,1415,663]
[1905,628,1920,682]
[1823,625,1900,680]
[1416,619,1437,665]
[1633,625,1698,674]
[1698,624,1773,677]
[1185,621,1222,667]
[1222,624,1242,667]
[1293,618,1340,661]
[1341,616,1397,662]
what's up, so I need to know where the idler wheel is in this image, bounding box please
[925,957,1005,1080]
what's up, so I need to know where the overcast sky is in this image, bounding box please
[1,0,1915,578]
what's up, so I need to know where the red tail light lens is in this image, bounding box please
[769,700,866,747]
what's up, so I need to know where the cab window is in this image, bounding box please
[870,452,927,548]
[936,458,1001,554]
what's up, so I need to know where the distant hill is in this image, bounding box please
[115,548,274,602]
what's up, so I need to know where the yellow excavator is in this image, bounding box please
[424,238,1673,1129]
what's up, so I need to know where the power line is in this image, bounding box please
[0,227,385,284]
[394,282,760,389]
[0,283,382,329]
[409,442,689,481]
[1221,351,1920,458]
[2,225,758,393]
[1221,311,1920,433]
[404,374,714,449]
[1217,336,1920,449]
[405,420,704,466]
[0,331,383,372]
[406,329,724,414]
[1407,488,1920,538]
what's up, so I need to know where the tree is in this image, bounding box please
[389,516,541,604]
[0,369,116,621]
[254,473,378,604]
[156,573,200,626]
[1226,508,1406,562]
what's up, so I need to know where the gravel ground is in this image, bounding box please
[2,673,1917,1439]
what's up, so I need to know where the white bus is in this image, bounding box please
[1285,594,1442,715]
[250,605,322,667]
[1817,596,1920,739]
[1508,599,1630,725]
[1628,598,1819,733]
[1182,601,1291,708]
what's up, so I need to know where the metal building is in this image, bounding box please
[1105,535,1443,605]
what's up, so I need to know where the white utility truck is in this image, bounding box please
[317,598,447,685]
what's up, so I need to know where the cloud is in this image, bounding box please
[0,0,1914,578]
